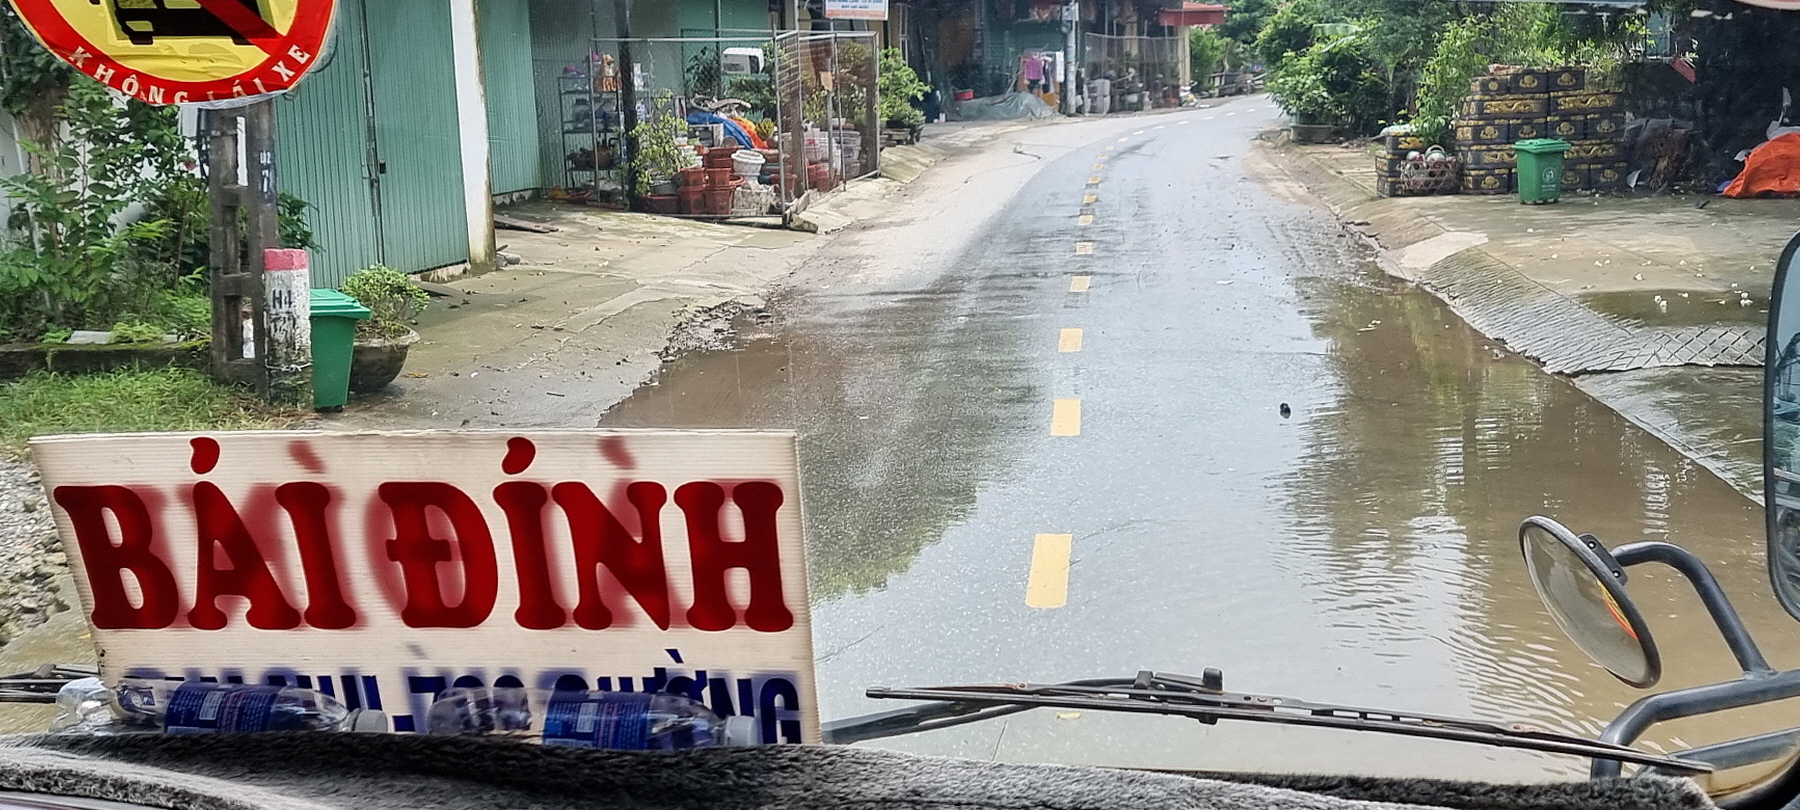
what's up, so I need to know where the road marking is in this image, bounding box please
[1074,241,1094,255]
[1026,533,1073,608]
[1059,328,1084,352]
[1204,116,1215,120]
[1117,137,1129,142]
[1084,193,1098,204]
[1092,163,1104,171]
[1226,111,1237,116]
[1051,399,1082,436]
[1134,130,1145,135]
[1078,214,1093,226]
[1178,120,1190,125]
[1069,275,1091,292]
[1105,145,1115,151]
[1088,176,1101,185]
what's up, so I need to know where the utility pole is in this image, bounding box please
[617,0,637,209]
[1063,0,1079,115]
[205,100,307,407]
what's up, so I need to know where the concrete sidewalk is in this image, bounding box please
[1267,139,1800,499]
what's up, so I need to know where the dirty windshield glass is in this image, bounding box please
[7,0,1800,792]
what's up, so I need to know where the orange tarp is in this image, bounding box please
[1725,132,1800,198]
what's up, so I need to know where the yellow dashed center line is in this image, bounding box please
[1069,275,1091,292]
[1058,328,1084,352]
[1074,241,1094,255]
[1026,533,1073,608]
[1078,214,1093,226]
[1092,163,1104,171]
[1117,137,1129,142]
[1087,176,1101,185]
[1104,145,1115,151]
[1084,193,1098,204]
[1133,130,1145,135]
[1051,399,1082,436]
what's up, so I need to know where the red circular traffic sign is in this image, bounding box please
[6,0,336,105]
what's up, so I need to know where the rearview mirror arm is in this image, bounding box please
[1611,541,1774,676]
[1592,669,1800,779]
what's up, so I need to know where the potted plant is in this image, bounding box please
[341,264,428,394]
[631,92,691,212]
[878,48,927,141]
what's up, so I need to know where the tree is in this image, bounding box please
[1219,0,1278,45]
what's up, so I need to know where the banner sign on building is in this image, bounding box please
[31,429,820,743]
[824,0,888,20]
[6,0,337,105]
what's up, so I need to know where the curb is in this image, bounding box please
[1265,140,1767,501]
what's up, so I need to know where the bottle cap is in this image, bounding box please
[720,715,758,746]
[346,709,390,733]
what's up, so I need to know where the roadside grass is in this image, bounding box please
[0,368,300,457]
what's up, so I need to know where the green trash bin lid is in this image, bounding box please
[1514,138,1572,154]
[311,288,372,319]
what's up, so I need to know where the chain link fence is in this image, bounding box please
[1083,33,1185,113]
[774,30,880,208]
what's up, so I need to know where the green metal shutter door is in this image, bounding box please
[480,0,540,194]
[275,0,381,289]
[364,0,469,273]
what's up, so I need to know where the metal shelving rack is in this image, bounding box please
[558,57,626,203]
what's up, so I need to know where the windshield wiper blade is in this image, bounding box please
[851,671,1711,774]
[0,665,99,704]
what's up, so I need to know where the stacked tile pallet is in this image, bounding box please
[1375,131,1427,197]
[1453,67,1627,195]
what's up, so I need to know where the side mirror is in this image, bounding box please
[1765,231,1800,621]
[1519,516,1661,688]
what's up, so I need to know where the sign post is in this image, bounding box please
[31,429,823,744]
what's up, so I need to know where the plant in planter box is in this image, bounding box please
[878,48,927,130]
[340,264,428,394]
[630,93,690,203]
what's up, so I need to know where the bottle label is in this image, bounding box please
[541,692,651,749]
[164,684,281,734]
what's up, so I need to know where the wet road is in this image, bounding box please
[601,98,1800,780]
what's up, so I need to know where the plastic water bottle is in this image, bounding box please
[51,677,115,733]
[426,687,757,750]
[114,679,376,734]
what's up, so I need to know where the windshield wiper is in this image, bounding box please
[827,670,1711,774]
[0,665,98,704]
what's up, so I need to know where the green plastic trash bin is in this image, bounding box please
[311,289,370,411]
[1514,138,1572,205]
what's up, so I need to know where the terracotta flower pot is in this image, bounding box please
[349,328,420,394]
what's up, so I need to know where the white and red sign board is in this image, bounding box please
[30,429,820,743]
[6,0,336,105]
[824,0,889,21]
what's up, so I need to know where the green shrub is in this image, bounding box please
[341,264,428,339]
[108,321,165,344]
[878,48,927,129]
[1267,32,1389,133]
